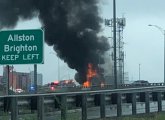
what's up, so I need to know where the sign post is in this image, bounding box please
[0,29,44,64]
[0,29,44,95]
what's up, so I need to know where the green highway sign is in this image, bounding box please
[0,29,44,64]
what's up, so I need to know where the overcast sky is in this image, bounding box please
[109,0,165,83]
[0,0,165,84]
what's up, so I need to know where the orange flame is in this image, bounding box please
[83,81,91,88]
[83,63,97,88]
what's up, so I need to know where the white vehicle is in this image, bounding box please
[15,89,24,93]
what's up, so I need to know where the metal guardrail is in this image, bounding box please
[38,83,165,93]
[1,85,165,120]
[119,83,165,88]
[4,83,164,97]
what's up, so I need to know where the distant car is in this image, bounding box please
[15,89,24,93]
[132,80,149,86]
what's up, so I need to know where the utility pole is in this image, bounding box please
[113,0,117,89]
[105,0,125,87]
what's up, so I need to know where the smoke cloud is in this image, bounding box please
[0,0,109,84]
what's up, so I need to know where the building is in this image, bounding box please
[16,72,30,90]
[2,66,43,92]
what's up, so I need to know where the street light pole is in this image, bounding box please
[139,64,141,80]
[163,30,165,84]
[148,24,165,83]
[113,0,117,89]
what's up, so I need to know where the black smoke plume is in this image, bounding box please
[0,0,109,84]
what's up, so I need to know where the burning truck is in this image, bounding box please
[0,0,110,86]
